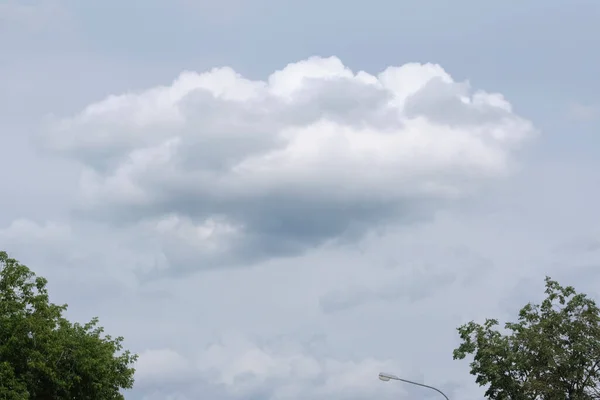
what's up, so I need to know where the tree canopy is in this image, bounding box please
[0,251,137,399]
[454,277,600,399]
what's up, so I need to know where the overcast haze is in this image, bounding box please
[1,0,600,399]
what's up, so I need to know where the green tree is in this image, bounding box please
[453,277,600,399]
[0,250,137,399]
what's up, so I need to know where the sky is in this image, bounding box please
[1,0,600,399]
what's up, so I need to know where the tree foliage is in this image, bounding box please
[454,277,600,399]
[0,251,137,399]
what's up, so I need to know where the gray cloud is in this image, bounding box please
[320,271,457,314]
[404,78,522,129]
[3,163,600,400]
[40,57,535,274]
[319,245,494,314]
[3,1,600,399]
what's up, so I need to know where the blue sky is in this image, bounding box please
[1,1,600,399]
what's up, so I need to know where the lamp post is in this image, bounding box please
[378,372,450,400]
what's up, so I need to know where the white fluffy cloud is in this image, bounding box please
[134,334,404,400]
[41,56,536,273]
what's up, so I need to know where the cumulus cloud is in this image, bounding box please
[134,334,405,400]
[42,56,536,273]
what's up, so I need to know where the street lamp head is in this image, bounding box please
[378,372,394,382]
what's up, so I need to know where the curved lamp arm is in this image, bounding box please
[378,372,450,400]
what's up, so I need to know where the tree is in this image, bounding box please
[0,250,137,399]
[453,277,600,399]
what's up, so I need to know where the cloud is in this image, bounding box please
[0,220,73,266]
[319,216,496,314]
[0,219,152,303]
[319,262,465,314]
[40,56,536,274]
[5,167,598,400]
[133,334,405,400]
[136,349,193,385]
[0,219,70,242]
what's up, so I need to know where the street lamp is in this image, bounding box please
[378,372,450,400]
